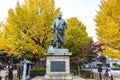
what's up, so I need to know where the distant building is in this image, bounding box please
[109,60,120,68]
[83,58,120,69]
[84,61,103,68]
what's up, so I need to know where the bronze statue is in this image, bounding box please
[52,13,67,48]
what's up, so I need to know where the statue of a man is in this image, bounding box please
[52,13,67,48]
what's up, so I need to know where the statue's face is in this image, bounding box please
[58,13,62,20]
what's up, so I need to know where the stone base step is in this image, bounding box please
[44,74,72,80]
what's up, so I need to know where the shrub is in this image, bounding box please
[112,64,120,70]
[30,67,46,77]
[112,67,120,70]
[80,70,91,78]
[85,70,91,77]
[80,70,85,75]
[113,63,117,66]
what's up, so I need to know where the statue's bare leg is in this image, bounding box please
[60,42,63,48]
[56,41,59,48]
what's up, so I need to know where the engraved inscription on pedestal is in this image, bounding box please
[51,61,66,72]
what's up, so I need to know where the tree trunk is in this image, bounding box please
[77,61,80,75]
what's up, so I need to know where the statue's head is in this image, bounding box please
[58,13,62,20]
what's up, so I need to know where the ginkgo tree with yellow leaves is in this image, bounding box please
[65,17,93,56]
[95,0,120,59]
[0,0,59,59]
[64,18,93,74]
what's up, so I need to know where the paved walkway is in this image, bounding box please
[31,75,120,80]
[72,76,85,80]
[32,76,85,80]
[1,70,120,80]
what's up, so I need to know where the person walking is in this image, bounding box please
[98,66,102,80]
[17,65,22,80]
[8,66,13,80]
[0,65,2,73]
[5,67,9,80]
[105,68,109,80]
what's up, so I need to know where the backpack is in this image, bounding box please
[105,71,109,77]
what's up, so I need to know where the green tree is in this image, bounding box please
[65,17,93,55]
[95,0,120,59]
[64,18,93,75]
[0,0,59,59]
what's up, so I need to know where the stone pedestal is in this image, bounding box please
[44,49,72,80]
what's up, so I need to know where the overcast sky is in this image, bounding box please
[0,0,101,42]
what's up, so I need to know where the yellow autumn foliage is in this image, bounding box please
[95,0,120,59]
[65,17,93,55]
[0,0,59,59]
